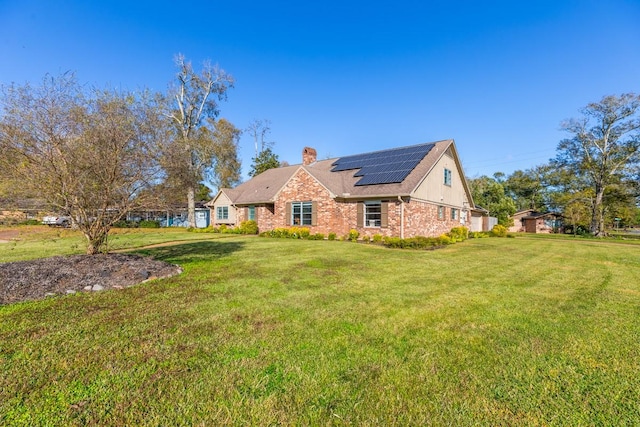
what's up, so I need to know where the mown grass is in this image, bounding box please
[1,232,640,425]
[0,226,229,262]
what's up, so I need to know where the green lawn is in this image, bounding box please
[0,226,228,262]
[1,231,640,425]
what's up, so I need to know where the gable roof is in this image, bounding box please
[513,209,563,219]
[212,139,475,205]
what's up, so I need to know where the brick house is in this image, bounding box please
[508,209,563,233]
[208,139,484,238]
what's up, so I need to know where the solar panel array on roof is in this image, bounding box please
[331,143,435,186]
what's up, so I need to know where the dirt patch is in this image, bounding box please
[0,229,19,243]
[0,253,182,305]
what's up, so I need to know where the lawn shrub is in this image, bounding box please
[260,228,285,238]
[348,229,359,242]
[292,227,310,239]
[308,233,325,240]
[260,227,311,239]
[382,236,403,248]
[436,234,452,245]
[189,225,215,233]
[139,220,160,228]
[372,234,383,243]
[328,232,337,241]
[470,231,489,238]
[238,220,258,235]
[448,226,469,242]
[382,235,451,249]
[491,224,508,237]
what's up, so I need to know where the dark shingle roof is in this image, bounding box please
[214,139,459,204]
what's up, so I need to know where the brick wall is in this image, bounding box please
[402,199,461,237]
[274,168,341,235]
[236,168,464,238]
[229,169,461,238]
[234,204,276,232]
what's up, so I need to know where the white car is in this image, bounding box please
[42,215,71,227]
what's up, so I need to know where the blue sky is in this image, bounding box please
[1,0,639,181]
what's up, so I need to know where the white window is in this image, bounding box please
[292,201,312,225]
[451,208,459,220]
[216,206,229,220]
[365,201,382,227]
[247,206,255,221]
[438,205,445,220]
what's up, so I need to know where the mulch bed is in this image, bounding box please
[0,253,182,305]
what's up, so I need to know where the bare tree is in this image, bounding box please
[554,93,640,236]
[166,54,234,227]
[245,119,282,177]
[0,73,167,254]
[246,119,273,158]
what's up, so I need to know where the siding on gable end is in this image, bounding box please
[413,150,467,208]
[210,192,237,225]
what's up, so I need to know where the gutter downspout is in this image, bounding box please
[398,196,404,239]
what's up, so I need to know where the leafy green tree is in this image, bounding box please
[468,175,517,226]
[553,93,640,236]
[504,166,549,211]
[196,184,213,202]
[210,118,242,189]
[602,179,638,229]
[249,147,280,177]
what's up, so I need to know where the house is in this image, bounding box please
[208,139,486,238]
[126,202,211,228]
[508,209,563,233]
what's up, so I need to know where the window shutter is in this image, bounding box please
[311,201,318,226]
[285,202,291,226]
[381,202,389,228]
[244,207,248,221]
[356,202,364,227]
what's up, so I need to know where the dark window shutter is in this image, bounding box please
[285,202,291,226]
[356,202,364,227]
[244,207,248,221]
[311,201,318,226]
[381,202,389,228]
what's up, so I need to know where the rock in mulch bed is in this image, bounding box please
[0,253,182,305]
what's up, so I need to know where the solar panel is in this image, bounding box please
[331,143,435,186]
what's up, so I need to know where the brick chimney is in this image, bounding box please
[302,147,317,165]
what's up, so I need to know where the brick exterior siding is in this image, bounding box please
[401,199,461,237]
[232,168,463,238]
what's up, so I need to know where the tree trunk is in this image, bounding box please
[187,185,196,228]
[592,187,605,237]
[84,231,108,255]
